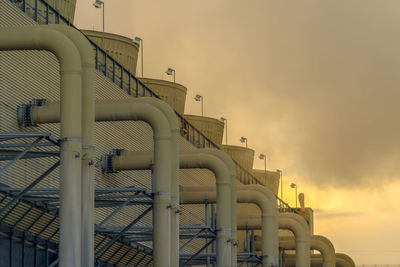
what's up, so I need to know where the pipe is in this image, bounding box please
[47,24,96,267]
[25,98,175,266]
[282,253,355,267]
[104,150,233,267]
[279,213,310,267]
[237,213,310,267]
[1,26,83,267]
[138,98,180,267]
[254,235,335,267]
[183,148,239,266]
[238,184,279,262]
[336,253,356,267]
[181,185,279,267]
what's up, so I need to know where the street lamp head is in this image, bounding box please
[165,67,174,75]
[93,0,104,8]
[258,153,265,160]
[240,137,247,143]
[133,36,142,45]
[220,117,226,123]
[194,94,202,101]
[290,183,297,188]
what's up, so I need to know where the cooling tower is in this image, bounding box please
[20,0,77,22]
[81,30,139,75]
[139,78,187,115]
[220,145,255,172]
[184,115,224,145]
[252,169,280,195]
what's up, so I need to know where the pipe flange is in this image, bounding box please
[101,149,124,173]
[17,99,47,126]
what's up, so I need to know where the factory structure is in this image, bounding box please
[0,0,356,266]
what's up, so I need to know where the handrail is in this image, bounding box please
[9,0,294,211]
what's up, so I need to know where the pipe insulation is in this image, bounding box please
[101,149,233,267]
[1,25,83,267]
[283,253,355,267]
[254,235,335,267]
[47,24,96,267]
[237,213,311,267]
[180,186,279,267]
[22,98,178,266]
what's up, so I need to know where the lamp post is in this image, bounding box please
[240,137,248,148]
[165,68,176,109]
[165,67,175,83]
[277,169,283,202]
[290,183,298,209]
[134,37,143,77]
[93,0,105,49]
[194,94,203,116]
[258,154,266,185]
[220,117,227,144]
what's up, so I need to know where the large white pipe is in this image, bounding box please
[106,150,233,267]
[47,25,96,267]
[336,253,356,267]
[254,235,335,267]
[138,98,181,266]
[28,98,175,266]
[180,187,279,267]
[279,213,310,267]
[237,213,310,267]
[283,253,355,267]
[0,26,83,267]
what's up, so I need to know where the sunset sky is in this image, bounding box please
[75,0,400,264]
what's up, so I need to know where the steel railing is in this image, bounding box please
[9,0,294,211]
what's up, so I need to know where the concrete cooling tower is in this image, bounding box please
[184,115,224,145]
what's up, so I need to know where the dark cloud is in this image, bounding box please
[76,0,400,188]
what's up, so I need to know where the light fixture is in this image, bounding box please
[93,0,103,8]
[240,137,248,148]
[259,153,266,185]
[290,183,298,209]
[194,94,203,116]
[220,117,228,144]
[134,37,143,77]
[93,0,105,49]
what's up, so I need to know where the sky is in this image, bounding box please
[75,0,400,264]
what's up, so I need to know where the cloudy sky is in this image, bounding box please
[75,0,400,264]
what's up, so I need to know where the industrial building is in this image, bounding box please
[0,0,356,266]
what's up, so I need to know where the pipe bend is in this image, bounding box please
[336,253,356,267]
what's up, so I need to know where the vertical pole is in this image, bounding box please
[141,40,144,77]
[22,232,25,267]
[102,4,105,49]
[9,230,13,267]
[225,120,228,145]
[205,203,210,267]
[264,157,267,185]
[280,171,283,203]
[202,97,204,116]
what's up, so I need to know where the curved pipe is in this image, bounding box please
[283,253,355,267]
[254,235,335,267]
[0,26,83,267]
[181,186,279,267]
[238,184,279,261]
[47,24,96,267]
[27,99,175,266]
[237,213,310,267]
[336,253,356,267]
[279,213,311,267]
[137,98,180,266]
[106,149,233,267]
